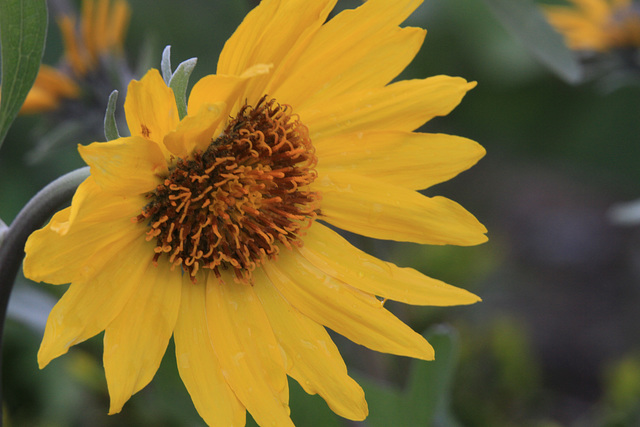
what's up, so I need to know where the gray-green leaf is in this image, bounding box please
[169,57,198,120]
[161,45,172,85]
[104,90,121,141]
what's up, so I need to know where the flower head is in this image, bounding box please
[57,0,131,78]
[20,0,131,115]
[24,0,487,425]
[544,0,640,52]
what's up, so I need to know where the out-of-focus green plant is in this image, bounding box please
[356,325,462,427]
[599,354,640,426]
[491,316,542,399]
[453,315,548,427]
[479,0,582,83]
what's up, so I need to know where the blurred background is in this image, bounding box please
[2,0,640,425]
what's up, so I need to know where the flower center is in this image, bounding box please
[136,96,319,283]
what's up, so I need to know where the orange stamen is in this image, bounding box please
[136,96,319,283]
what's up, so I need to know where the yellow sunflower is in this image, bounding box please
[544,0,640,52]
[20,0,131,114]
[23,0,487,425]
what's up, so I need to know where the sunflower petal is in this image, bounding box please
[300,223,480,306]
[316,171,487,246]
[37,239,154,368]
[217,0,336,77]
[23,208,74,284]
[276,27,424,108]
[317,131,485,190]
[164,102,225,158]
[78,136,166,195]
[24,208,141,285]
[273,0,424,107]
[174,277,246,426]
[104,258,181,414]
[23,179,145,284]
[263,251,435,360]
[187,64,272,119]
[253,268,368,421]
[302,76,475,141]
[65,176,144,228]
[125,69,179,149]
[205,273,293,427]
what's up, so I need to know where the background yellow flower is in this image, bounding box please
[21,0,131,114]
[544,0,640,51]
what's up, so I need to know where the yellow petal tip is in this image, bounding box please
[37,350,54,370]
[107,406,123,416]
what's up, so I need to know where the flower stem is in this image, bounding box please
[0,166,89,423]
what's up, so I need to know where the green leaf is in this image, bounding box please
[288,379,343,427]
[159,45,198,120]
[357,325,462,427]
[405,325,461,427]
[356,378,403,427]
[104,90,120,141]
[0,0,48,149]
[169,57,197,120]
[161,45,172,85]
[480,0,582,84]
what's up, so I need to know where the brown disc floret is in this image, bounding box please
[136,96,319,283]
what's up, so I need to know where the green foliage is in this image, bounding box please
[453,316,545,426]
[104,90,121,141]
[480,0,582,83]
[357,325,461,427]
[491,317,541,398]
[0,0,48,149]
[288,380,344,427]
[169,57,198,120]
[160,45,198,120]
[605,356,640,410]
[161,45,173,86]
[598,354,640,426]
